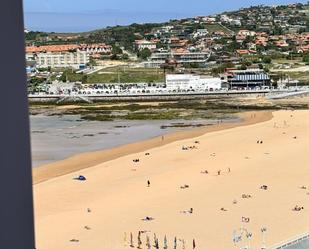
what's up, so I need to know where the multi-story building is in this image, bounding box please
[26,51,89,69]
[144,51,210,68]
[25,43,110,68]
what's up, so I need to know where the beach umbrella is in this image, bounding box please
[130,232,134,247]
[182,239,186,249]
[154,233,157,247]
[124,232,127,246]
[155,238,159,249]
[174,237,177,249]
[137,231,142,249]
[146,235,151,249]
[164,235,168,249]
[193,239,196,249]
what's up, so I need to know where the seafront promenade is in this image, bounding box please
[28,88,308,103]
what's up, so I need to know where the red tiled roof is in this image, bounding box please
[26,43,110,53]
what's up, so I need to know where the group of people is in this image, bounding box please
[242,194,252,199]
[293,205,304,212]
[182,145,198,151]
[200,168,231,176]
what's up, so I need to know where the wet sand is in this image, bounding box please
[33,111,271,184]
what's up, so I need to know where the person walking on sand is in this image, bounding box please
[218,170,221,176]
[147,180,150,187]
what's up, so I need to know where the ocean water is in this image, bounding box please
[30,115,238,167]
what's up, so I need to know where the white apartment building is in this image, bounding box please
[28,50,89,69]
[144,51,210,68]
[192,29,209,39]
[166,74,222,91]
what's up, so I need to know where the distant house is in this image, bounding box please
[236,49,257,56]
[274,40,289,48]
[297,45,309,53]
[238,30,256,37]
[134,40,157,51]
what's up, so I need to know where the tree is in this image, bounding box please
[137,48,152,60]
[303,53,309,63]
[239,64,247,70]
[112,45,123,55]
[122,53,129,60]
[262,56,272,64]
[211,62,234,75]
[82,75,88,84]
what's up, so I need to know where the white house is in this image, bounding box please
[135,40,157,51]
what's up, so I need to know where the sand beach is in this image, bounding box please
[33,110,309,249]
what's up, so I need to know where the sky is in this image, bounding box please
[23,0,307,32]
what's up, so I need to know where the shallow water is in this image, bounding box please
[30,115,239,167]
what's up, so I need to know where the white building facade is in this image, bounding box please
[166,74,222,91]
[135,40,157,51]
[27,50,89,69]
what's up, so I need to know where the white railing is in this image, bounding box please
[270,232,309,249]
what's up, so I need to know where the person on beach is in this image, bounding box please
[181,208,193,214]
[142,216,154,221]
[147,180,150,187]
[180,184,189,189]
[260,185,268,190]
[218,170,221,176]
[228,168,231,173]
